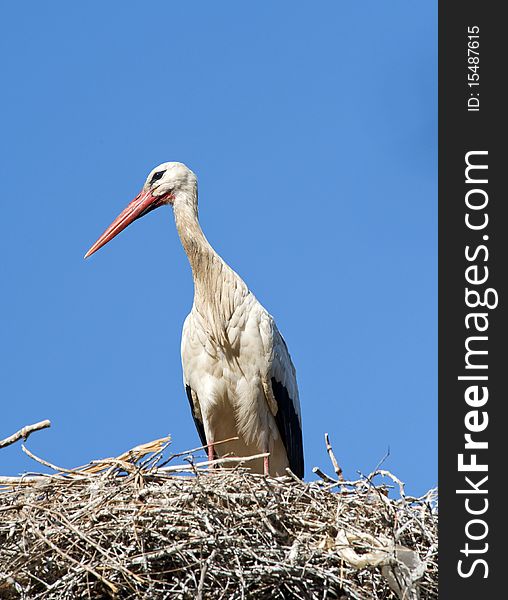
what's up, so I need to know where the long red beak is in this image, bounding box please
[84,189,163,259]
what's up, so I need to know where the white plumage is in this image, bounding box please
[85,162,304,477]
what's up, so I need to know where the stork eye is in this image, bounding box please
[150,171,165,184]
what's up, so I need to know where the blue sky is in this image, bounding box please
[0,1,437,495]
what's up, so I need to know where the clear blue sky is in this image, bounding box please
[0,1,437,495]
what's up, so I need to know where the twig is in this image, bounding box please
[158,452,269,473]
[159,436,240,467]
[324,433,344,480]
[373,447,391,472]
[197,549,217,600]
[312,467,336,484]
[0,420,51,449]
[21,444,89,477]
[81,457,138,475]
[285,467,305,484]
[0,474,69,486]
[369,469,406,498]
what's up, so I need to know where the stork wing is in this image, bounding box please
[181,314,209,450]
[185,385,207,448]
[261,315,304,478]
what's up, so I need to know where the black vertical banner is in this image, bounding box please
[440,3,504,597]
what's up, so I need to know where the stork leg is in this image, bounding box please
[264,454,270,476]
[207,441,215,467]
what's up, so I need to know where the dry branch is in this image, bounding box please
[325,432,344,480]
[0,420,51,449]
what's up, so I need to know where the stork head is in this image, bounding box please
[84,161,197,258]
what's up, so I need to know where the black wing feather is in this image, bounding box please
[185,385,207,448]
[271,378,304,478]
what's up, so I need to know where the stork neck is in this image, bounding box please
[173,189,247,334]
[173,190,221,287]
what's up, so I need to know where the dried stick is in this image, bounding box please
[159,452,269,473]
[368,469,406,498]
[0,474,68,486]
[197,549,217,600]
[21,444,89,477]
[159,436,240,467]
[0,420,51,449]
[324,433,344,480]
[312,466,337,484]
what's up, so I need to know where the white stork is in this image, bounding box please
[85,162,304,477]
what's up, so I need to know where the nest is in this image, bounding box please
[0,431,438,599]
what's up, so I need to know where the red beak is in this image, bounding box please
[84,189,164,259]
